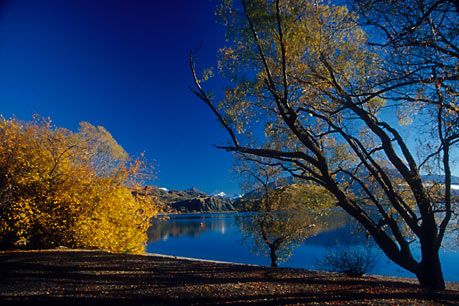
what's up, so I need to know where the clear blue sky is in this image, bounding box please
[2,0,457,197]
[0,0,241,195]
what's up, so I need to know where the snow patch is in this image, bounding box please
[213,191,227,198]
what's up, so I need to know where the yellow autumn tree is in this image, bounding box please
[237,183,335,267]
[234,154,335,267]
[0,116,160,254]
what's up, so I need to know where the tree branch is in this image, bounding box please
[190,52,239,147]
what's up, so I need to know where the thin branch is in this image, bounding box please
[49,145,76,177]
[189,52,239,147]
[275,0,289,105]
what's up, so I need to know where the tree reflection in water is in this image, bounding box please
[147,214,229,243]
[146,211,459,281]
[236,211,329,267]
[147,210,350,266]
[148,209,364,266]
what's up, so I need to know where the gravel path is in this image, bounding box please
[0,249,458,305]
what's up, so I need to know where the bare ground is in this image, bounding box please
[0,249,458,305]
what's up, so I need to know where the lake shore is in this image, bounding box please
[1,249,458,305]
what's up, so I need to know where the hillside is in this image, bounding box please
[234,173,459,210]
[135,186,235,213]
[136,172,459,213]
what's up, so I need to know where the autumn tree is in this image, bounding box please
[234,154,334,267]
[233,154,285,209]
[238,182,334,266]
[0,116,160,254]
[191,0,458,289]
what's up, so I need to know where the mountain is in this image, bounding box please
[136,171,459,213]
[135,186,235,213]
[237,176,295,201]
[422,174,459,185]
[171,197,235,213]
[184,187,207,198]
[234,172,459,211]
[212,191,227,198]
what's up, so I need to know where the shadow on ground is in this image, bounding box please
[0,250,458,305]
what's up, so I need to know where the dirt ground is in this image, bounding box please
[0,249,458,305]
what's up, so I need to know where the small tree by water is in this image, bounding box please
[237,183,335,266]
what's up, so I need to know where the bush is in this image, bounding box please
[316,246,378,277]
[0,116,161,254]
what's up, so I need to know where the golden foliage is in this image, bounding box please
[0,116,161,254]
[213,0,384,168]
[239,182,335,265]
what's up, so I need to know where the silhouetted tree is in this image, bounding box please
[191,0,458,289]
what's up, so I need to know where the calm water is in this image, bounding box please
[146,211,459,282]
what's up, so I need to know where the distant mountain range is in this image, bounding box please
[423,174,459,185]
[136,186,235,213]
[137,172,459,214]
[233,172,459,209]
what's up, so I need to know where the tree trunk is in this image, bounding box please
[270,247,278,267]
[415,245,445,290]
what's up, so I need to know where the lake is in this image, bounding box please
[146,211,459,282]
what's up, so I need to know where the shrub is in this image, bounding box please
[0,116,161,254]
[316,246,378,277]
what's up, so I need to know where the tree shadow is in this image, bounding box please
[1,251,458,305]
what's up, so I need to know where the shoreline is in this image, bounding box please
[4,248,456,288]
[1,249,458,305]
[145,251,459,289]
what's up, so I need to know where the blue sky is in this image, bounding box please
[0,0,244,195]
[1,0,457,197]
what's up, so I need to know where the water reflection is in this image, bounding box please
[147,213,231,243]
[146,211,459,281]
[148,211,350,244]
[235,211,347,267]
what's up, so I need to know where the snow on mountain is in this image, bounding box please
[212,191,244,200]
[213,191,227,198]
